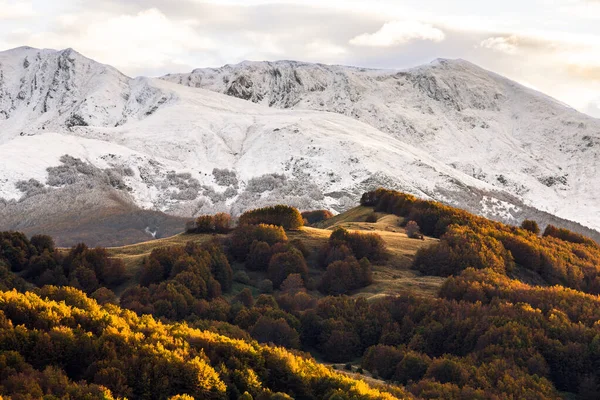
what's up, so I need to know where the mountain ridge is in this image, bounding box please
[0,46,598,245]
[162,56,600,231]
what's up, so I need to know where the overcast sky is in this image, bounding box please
[2,0,600,117]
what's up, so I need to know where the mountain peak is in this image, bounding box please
[0,46,168,142]
[0,46,110,69]
[1,45,61,57]
[430,57,473,65]
[58,47,80,58]
[419,58,493,75]
[4,45,36,52]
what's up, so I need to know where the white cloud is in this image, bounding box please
[477,31,600,80]
[479,36,519,54]
[14,8,215,74]
[349,21,445,47]
[0,0,34,20]
[73,9,214,69]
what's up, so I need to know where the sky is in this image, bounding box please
[2,0,600,117]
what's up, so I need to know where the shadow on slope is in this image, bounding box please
[0,183,186,247]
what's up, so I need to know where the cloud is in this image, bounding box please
[479,36,520,55]
[2,2,380,74]
[471,27,600,115]
[349,21,445,47]
[567,64,600,81]
[477,31,600,80]
[9,8,216,75]
[479,30,600,53]
[477,33,565,56]
[0,0,34,20]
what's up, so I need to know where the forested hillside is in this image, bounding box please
[1,190,600,399]
[0,287,404,399]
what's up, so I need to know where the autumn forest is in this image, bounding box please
[2,189,600,399]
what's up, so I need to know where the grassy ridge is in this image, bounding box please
[104,206,442,300]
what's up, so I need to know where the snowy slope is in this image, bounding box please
[0,73,505,217]
[0,47,598,244]
[163,60,600,231]
[0,46,171,143]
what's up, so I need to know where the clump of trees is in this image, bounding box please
[365,213,378,223]
[362,189,600,293]
[0,231,37,272]
[239,205,304,230]
[314,228,380,295]
[543,224,596,246]
[186,212,232,234]
[124,240,232,319]
[61,244,127,293]
[0,351,113,399]
[250,316,301,349]
[0,232,125,295]
[228,222,312,292]
[413,225,514,276]
[361,189,482,237]
[246,240,273,271]
[362,346,431,382]
[327,227,386,262]
[0,261,30,292]
[405,220,423,239]
[319,257,373,295]
[268,247,308,288]
[521,219,540,235]
[30,234,56,253]
[301,210,334,225]
[229,224,288,261]
[408,209,600,292]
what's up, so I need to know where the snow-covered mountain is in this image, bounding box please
[0,47,171,144]
[163,60,600,234]
[0,47,598,245]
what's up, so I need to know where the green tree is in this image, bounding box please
[521,219,540,235]
[268,250,308,288]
